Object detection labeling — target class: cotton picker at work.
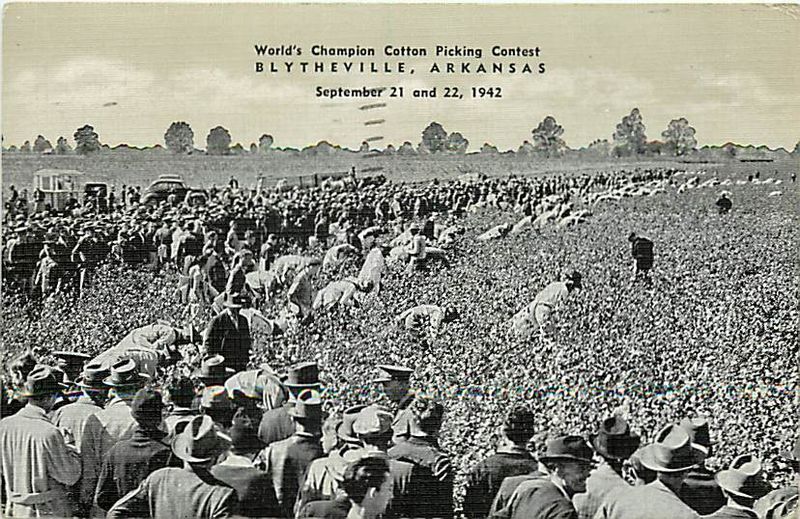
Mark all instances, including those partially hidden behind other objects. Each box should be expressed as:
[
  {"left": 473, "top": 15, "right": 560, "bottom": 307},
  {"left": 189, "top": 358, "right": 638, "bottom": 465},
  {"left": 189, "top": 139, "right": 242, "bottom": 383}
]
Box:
[{"left": 509, "top": 269, "right": 582, "bottom": 345}]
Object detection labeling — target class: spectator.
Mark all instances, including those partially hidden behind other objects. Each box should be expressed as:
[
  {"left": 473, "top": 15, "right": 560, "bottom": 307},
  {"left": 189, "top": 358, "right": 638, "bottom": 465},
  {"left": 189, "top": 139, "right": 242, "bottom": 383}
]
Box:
[
  {"left": 628, "top": 232, "right": 654, "bottom": 283},
  {"left": 706, "top": 455, "right": 769, "bottom": 519},
  {"left": 340, "top": 455, "right": 395, "bottom": 519}
]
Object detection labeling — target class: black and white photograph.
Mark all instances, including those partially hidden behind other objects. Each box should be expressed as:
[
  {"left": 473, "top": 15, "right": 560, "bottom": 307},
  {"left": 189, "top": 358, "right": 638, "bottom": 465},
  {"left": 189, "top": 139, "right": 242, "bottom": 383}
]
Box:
[{"left": 1, "top": 3, "right": 798, "bottom": 519}]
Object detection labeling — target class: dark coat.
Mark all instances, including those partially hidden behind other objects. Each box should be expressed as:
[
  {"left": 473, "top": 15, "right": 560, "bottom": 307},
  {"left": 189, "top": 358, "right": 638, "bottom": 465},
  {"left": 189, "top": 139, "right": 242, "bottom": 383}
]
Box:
[
  {"left": 211, "top": 458, "right": 281, "bottom": 518},
  {"left": 94, "top": 427, "right": 177, "bottom": 511},
  {"left": 492, "top": 479, "right": 577, "bottom": 519},
  {"left": 257, "top": 433, "right": 324, "bottom": 518},
  {"left": 680, "top": 465, "right": 726, "bottom": 515},
  {"left": 106, "top": 465, "right": 238, "bottom": 518},
  {"left": 703, "top": 505, "right": 759, "bottom": 519},
  {"left": 463, "top": 447, "right": 538, "bottom": 519},
  {"left": 257, "top": 404, "right": 296, "bottom": 447},
  {"left": 298, "top": 494, "right": 350, "bottom": 519},
  {"left": 489, "top": 473, "right": 544, "bottom": 517},
  {"left": 203, "top": 310, "right": 252, "bottom": 372},
  {"left": 388, "top": 436, "right": 454, "bottom": 519}
]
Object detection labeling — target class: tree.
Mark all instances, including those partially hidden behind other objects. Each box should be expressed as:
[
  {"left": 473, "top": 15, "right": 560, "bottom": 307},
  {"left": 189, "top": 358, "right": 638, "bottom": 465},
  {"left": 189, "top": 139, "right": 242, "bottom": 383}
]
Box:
[
  {"left": 20, "top": 140, "right": 32, "bottom": 153},
  {"left": 397, "top": 141, "right": 417, "bottom": 156},
  {"left": 420, "top": 122, "right": 448, "bottom": 153},
  {"left": 612, "top": 108, "right": 647, "bottom": 156},
  {"left": 359, "top": 141, "right": 370, "bottom": 154},
  {"left": 74, "top": 125, "right": 101, "bottom": 155},
  {"left": 445, "top": 132, "right": 469, "bottom": 154},
  {"left": 164, "top": 121, "right": 194, "bottom": 154},
  {"left": 531, "top": 116, "right": 566, "bottom": 157},
  {"left": 383, "top": 144, "right": 396, "bottom": 156},
  {"left": 793, "top": 141, "right": 800, "bottom": 156},
  {"left": 206, "top": 126, "right": 231, "bottom": 155},
  {"left": 249, "top": 143, "right": 258, "bottom": 153},
  {"left": 480, "top": 143, "right": 499, "bottom": 154},
  {"left": 258, "top": 134, "right": 274, "bottom": 153},
  {"left": 661, "top": 118, "right": 697, "bottom": 156},
  {"left": 55, "top": 136, "right": 72, "bottom": 155},
  {"left": 722, "top": 142, "right": 738, "bottom": 158},
  {"left": 33, "top": 135, "right": 53, "bottom": 153},
  {"left": 517, "top": 141, "right": 535, "bottom": 155}
]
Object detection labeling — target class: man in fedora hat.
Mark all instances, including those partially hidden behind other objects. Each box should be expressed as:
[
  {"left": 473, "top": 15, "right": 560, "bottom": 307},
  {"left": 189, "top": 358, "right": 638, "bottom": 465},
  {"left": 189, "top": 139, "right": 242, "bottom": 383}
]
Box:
[
  {"left": 79, "top": 358, "right": 149, "bottom": 512},
  {"left": 595, "top": 424, "right": 705, "bottom": 519},
  {"left": 51, "top": 362, "right": 109, "bottom": 453},
  {"left": 0, "top": 365, "right": 81, "bottom": 518},
  {"left": 194, "top": 354, "right": 236, "bottom": 387},
  {"left": 705, "top": 455, "right": 769, "bottom": 519},
  {"left": 509, "top": 268, "right": 582, "bottom": 344},
  {"left": 464, "top": 405, "right": 539, "bottom": 519},
  {"left": 256, "top": 388, "right": 325, "bottom": 518},
  {"left": 388, "top": 396, "right": 453, "bottom": 519},
  {"left": 297, "top": 404, "right": 367, "bottom": 509},
  {"left": 200, "top": 385, "right": 236, "bottom": 434},
  {"left": 493, "top": 435, "right": 595, "bottom": 519},
  {"left": 95, "top": 388, "right": 177, "bottom": 512},
  {"left": 574, "top": 416, "right": 640, "bottom": 519},
  {"left": 678, "top": 417, "right": 725, "bottom": 515},
  {"left": 258, "top": 361, "right": 322, "bottom": 447},
  {"left": 107, "top": 415, "right": 238, "bottom": 518},
  {"left": 371, "top": 364, "right": 415, "bottom": 444},
  {"left": 203, "top": 292, "right": 253, "bottom": 373}
]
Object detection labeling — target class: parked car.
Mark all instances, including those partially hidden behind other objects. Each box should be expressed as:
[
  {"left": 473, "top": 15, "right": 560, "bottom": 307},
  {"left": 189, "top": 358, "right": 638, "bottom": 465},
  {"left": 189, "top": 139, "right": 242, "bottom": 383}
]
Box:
[{"left": 141, "top": 174, "right": 189, "bottom": 206}]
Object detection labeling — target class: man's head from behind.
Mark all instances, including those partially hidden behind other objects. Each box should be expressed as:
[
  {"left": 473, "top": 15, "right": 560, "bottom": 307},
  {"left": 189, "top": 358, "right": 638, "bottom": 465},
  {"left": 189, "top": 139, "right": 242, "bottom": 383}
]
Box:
[
  {"left": 341, "top": 455, "right": 393, "bottom": 518},
  {"left": 409, "top": 396, "right": 445, "bottom": 439},
  {"left": 503, "top": 405, "right": 536, "bottom": 446}
]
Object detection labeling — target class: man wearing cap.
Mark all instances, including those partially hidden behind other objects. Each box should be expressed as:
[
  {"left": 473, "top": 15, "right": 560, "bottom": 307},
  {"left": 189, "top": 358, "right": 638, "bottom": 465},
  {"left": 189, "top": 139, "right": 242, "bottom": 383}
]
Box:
[
  {"left": 79, "top": 359, "right": 149, "bottom": 513},
  {"left": 203, "top": 292, "right": 253, "bottom": 373},
  {"left": 705, "top": 455, "right": 769, "bottom": 519},
  {"left": 678, "top": 417, "right": 725, "bottom": 515},
  {"left": 387, "top": 396, "right": 453, "bottom": 519},
  {"left": 95, "top": 388, "right": 177, "bottom": 512},
  {"left": 0, "top": 365, "right": 81, "bottom": 518},
  {"left": 258, "top": 361, "right": 322, "bottom": 446},
  {"left": 107, "top": 415, "right": 238, "bottom": 518},
  {"left": 51, "top": 362, "right": 108, "bottom": 455},
  {"left": 211, "top": 417, "right": 281, "bottom": 518},
  {"left": 372, "top": 364, "right": 415, "bottom": 444},
  {"left": 493, "top": 435, "right": 594, "bottom": 519},
  {"left": 594, "top": 424, "right": 705, "bottom": 519},
  {"left": 509, "top": 269, "right": 582, "bottom": 344},
  {"left": 573, "top": 416, "right": 640, "bottom": 519},
  {"left": 256, "top": 388, "right": 325, "bottom": 518},
  {"left": 463, "top": 405, "right": 539, "bottom": 519}
]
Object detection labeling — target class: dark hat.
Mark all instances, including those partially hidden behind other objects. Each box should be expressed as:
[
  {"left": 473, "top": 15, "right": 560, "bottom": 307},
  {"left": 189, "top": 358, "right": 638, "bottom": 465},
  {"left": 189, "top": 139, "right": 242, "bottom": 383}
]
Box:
[
  {"left": 200, "top": 385, "right": 233, "bottom": 411},
  {"left": 679, "top": 417, "right": 714, "bottom": 456},
  {"left": 715, "top": 455, "right": 770, "bottom": 500},
  {"left": 285, "top": 362, "right": 322, "bottom": 390},
  {"left": 563, "top": 269, "right": 583, "bottom": 288},
  {"left": 76, "top": 362, "right": 111, "bottom": 389},
  {"left": 131, "top": 388, "right": 164, "bottom": 428},
  {"left": 103, "top": 359, "right": 149, "bottom": 387},
  {"left": 591, "top": 416, "right": 641, "bottom": 461},
  {"left": 372, "top": 364, "right": 413, "bottom": 384},
  {"left": 228, "top": 419, "right": 264, "bottom": 452},
  {"left": 639, "top": 424, "right": 706, "bottom": 473},
  {"left": 287, "top": 388, "right": 323, "bottom": 421},
  {"left": 539, "top": 435, "right": 595, "bottom": 464},
  {"left": 353, "top": 406, "right": 393, "bottom": 437},
  {"left": 171, "top": 415, "right": 223, "bottom": 463},
  {"left": 194, "top": 355, "right": 235, "bottom": 384},
  {"left": 338, "top": 404, "right": 368, "bottom": 442},
  {"left": 21, "top": 365, "right": 66, "bottom": 397}
]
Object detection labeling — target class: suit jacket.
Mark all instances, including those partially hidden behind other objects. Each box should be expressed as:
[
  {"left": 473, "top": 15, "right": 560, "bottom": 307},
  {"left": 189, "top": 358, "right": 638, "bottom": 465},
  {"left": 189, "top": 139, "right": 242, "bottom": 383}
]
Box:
[
  {"left": 489, "top": 472, "right": 544, "bottom": 516},
  {"left": 573, "top": 463, "right": 630, "bottom": 519},
  {"left": 50, "top": 395, "right": 102, "bottom": 454},
  {"left": 680, "top": 465, "right": 725, "bottom": 515},
  {"left": 211, "top": 454, "right": 281, "bottom": 518},
  {"left": 703, "top": 504, "right": 759, "bottom": 519},
  {"left": 492, "top": 478, "right": 577, "bottom": 519},
  {"left": 594, "top": 479, "right": 699, "bottom": 519},
  {"left": 388, "top": 436, "right": 454, "bottom": 519},
  {"left": 0, "top": 404, "right": 81, "bottom": 518},
  {"left": 298, "top": 493, "right": 351, "bottom": 519},
  {"left": 107, "top": 465, "right": 238, "bottom": 519},
  {"left": 258, "top": 404, "right": 296, "bottom": 447},
  {"left": 463, "top": 446, "right": 539, "bottom": 519},
  {"left": 95, "top": 427, "right": 176, "bottom": 511},
  {"left": 257, "top": 432, "right": 324, "bottom": 518},
  {"left": 203, "top": 310, "right": 252, "bottom": 372}
]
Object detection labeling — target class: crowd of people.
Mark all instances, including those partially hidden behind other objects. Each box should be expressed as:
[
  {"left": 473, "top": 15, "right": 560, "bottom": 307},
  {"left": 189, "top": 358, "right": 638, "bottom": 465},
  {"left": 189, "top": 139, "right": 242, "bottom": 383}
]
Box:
[{"left": 1, "top": 164, "right": 796, "bottom": 518}]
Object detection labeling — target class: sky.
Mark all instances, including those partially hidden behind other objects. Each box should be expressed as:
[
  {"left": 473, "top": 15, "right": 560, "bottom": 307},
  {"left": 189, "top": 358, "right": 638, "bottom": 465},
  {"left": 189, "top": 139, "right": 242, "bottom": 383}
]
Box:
[{"left": 3, "top": 3, "right": 799, "bottom": 151}]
